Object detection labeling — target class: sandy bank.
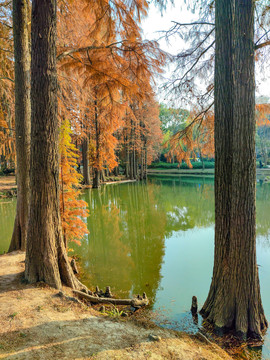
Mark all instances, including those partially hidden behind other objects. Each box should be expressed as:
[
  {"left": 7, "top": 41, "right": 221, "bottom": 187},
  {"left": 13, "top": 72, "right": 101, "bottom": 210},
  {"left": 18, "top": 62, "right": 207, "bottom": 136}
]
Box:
[{"left": 0, "top": 251, "right": 232, "bottom": 360}]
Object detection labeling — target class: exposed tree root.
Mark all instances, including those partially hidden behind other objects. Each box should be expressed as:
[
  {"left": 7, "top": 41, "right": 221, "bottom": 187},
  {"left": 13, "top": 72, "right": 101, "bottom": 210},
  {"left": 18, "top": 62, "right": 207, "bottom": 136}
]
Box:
[{"left": 73, "top": 289, "right": 149, "bottom": 308}]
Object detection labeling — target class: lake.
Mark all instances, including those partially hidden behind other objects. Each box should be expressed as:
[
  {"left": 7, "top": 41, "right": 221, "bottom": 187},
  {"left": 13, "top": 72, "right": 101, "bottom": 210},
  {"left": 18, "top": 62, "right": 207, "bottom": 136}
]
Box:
[{"left": 1, "top": 175, "right": 270, "bottom": 359}]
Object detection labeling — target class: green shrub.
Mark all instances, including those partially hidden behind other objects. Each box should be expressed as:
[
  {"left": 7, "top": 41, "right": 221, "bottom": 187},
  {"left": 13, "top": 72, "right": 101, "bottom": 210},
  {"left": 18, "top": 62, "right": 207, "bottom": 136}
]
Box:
[{"left": 149, "top": 161, "right": 215, "bottom": 170}]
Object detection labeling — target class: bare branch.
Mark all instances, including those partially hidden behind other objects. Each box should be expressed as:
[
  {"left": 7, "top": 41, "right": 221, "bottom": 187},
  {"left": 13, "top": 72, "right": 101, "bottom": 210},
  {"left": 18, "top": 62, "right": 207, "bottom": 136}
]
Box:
[
  {"left": 255, "top": 29, "right": 270, "bottom": 46},
  {"left": 57, "top": 41, "right": 128, "bottom": 61},
  {"left": 255, "top": 40, "right": 270, "bottom": 50},
  {"left": 0, "top": 76, "right": 14, "bottom": 82},
  {"left": 178, "top": 40, "right": 215, "bottom": 82},
  {"left": 171, "top": 21, "right": 215, "bottom": 27}
]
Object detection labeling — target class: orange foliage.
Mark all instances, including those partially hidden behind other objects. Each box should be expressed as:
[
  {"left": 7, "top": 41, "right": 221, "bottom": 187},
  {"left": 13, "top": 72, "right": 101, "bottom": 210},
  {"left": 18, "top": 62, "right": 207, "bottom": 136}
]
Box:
[
  {"left": 166, "top": 102, "right": 270, "bottom": 166},
  {"left": 59, "top": 119, "right": 89, "bottom": 246},
  {"left": 165, "top": 108, "right": 214, "bottom": 167},
  {"left": 0, "top": 3, "right": 15, "bottom": 162},
  {"left": 1, "top": 0, "right": 165, "bottom": 175},
  {"left": 57, "top": 0, "right": 165, "bottom": 174},
  {"left": 122, "top": 95, "right": 163, "bottom": 165},
  {"left": 256, "top": 103, "right": 270, "bottom": 127}
]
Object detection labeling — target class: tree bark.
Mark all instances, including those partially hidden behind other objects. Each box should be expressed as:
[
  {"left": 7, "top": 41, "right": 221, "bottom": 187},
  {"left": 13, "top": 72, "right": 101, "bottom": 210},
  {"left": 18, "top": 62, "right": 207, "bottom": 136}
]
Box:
[
  {"left": 82, "top": 136, "right": 90, "bottom": 185},
  {"left": 93, "top": 169, "right": 101, "bottom": 188},
  {"left": 9, "top": 0, "right": 31, "bottom": 252},
  {"left": 25, "top": 0, "right": 82, "bottom": 290},
  {"left": 201, "top": 0, "right": 267, "bottom": 340}
]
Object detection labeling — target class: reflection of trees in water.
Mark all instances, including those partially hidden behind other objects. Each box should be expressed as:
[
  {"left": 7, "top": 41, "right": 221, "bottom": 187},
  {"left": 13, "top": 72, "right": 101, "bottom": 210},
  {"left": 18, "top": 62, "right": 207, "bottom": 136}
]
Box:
[
  {"left": 0, "top": 200, "right": 16, "bottom": 254},
  {"left": 149, "top": 176, "right": 215, "bottom": 236},
  {"left": 121, "top": 183, "right": 167, "bottom": 303},
  {"left": 74, "top": 188, "right": 134, "bottom": 294},
  {"left": 74, "top": 183, "right": 167, "bottom": 302},
  {"left": 256, "top": 182, "right": 270, "bottom": 244},
  {"left": 72, "top": 177, "right": 270, "bottom": 302}
]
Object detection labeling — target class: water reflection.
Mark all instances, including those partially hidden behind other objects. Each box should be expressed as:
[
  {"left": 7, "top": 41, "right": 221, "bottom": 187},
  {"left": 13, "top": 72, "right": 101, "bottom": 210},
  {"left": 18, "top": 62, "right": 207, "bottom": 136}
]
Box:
[
  {"left": 257, "top": 181, "right": 270, "bottom": 242},
  {"left": 0, "top": 199, "right": 16, "bottom": 254},
  {"left": 73, "top": 182, "right": 167, "bottom": 303},
  {"left": 74, "top": 178, "right": 217, "bottom": 303},
  {"left": 1, "top": 176, "right": 270, "bottom": 359}
]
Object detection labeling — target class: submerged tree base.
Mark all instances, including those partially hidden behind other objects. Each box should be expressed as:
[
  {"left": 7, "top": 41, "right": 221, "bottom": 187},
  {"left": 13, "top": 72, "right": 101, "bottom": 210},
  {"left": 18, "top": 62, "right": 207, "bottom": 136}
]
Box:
[{"left": 200, "top": 301, "right": 268, "bottom": 342}]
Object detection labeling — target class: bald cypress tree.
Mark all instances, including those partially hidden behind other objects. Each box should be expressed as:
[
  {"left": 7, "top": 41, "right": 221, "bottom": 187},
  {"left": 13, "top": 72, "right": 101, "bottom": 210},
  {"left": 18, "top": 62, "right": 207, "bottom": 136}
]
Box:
[
  {"left": 201, "top": 0, "right": 267, "bottom": 340},
  {"left": 25, "top": 0, "right": 82, "bottom": 289},
  {"left": 9, "top": 0, "right": 31, "bottom": 252}
]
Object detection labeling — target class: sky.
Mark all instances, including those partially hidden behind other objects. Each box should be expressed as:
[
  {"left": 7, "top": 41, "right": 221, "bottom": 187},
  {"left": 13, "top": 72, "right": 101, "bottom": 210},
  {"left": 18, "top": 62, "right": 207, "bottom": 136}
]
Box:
[{"left": 141, "top": 2, "right": 270, "bottom": 105}]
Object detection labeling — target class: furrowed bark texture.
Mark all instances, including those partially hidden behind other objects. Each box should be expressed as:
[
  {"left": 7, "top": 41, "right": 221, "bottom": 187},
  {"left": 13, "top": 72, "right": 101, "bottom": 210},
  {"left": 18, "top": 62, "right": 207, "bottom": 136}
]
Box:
[
  {"left": 201, "top": 0, "right": 267, "bottom": 340},
  {"left": 25, "top": 0, "right": 81, "bottom": 290},
  {"left": 9, "top": 0, "right": 31, "bottom": 252}
]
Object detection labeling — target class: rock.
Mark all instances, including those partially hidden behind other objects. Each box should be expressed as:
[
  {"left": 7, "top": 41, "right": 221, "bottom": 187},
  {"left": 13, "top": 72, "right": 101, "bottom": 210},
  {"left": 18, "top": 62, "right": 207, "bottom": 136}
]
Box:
[{"left": 148, "top": 334, "right": 161, "bottom": 342}]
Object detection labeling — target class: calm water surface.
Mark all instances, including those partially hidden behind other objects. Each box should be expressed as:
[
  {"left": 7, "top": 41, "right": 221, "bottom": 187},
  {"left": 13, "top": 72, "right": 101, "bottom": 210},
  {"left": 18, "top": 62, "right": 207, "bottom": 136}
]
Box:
[{"left": 1, "top": 175, "right": 270, "bottom": 359}]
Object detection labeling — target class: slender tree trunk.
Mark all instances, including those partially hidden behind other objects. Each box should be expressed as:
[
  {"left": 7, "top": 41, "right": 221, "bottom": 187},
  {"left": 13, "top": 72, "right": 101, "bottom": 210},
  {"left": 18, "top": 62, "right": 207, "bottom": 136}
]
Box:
[
  {"left": 93, "top": 169, "right": 100, "bottom": 188},
  {"left": 130, "top": 150, "right": 134, "bottom": 179},
  {"left": 144, "top": 148, "right": 147, "bottom": 180},
  {"left": 9, "top": 0, "right": 31, "bottom": 252},
  {"left": 199, "top": 150, "right": 205, "bottom": 170},
  {"left": 140, "top": 149, "right": 143, "bottom": 180},
  {"left": 92, "top": 99, "right": 101, "bottom": 188},
  {"left": 125, "top": 144, "right": 130, "bottom": 178},
  {"left": 82, "top": 136, "right": 90, "bottom": 185},
  {"left": 201, "top": 0, "right": 267, "bottom": 340},
  {"left": 25, "top": 0, "right": 82, "bottom": 290}
]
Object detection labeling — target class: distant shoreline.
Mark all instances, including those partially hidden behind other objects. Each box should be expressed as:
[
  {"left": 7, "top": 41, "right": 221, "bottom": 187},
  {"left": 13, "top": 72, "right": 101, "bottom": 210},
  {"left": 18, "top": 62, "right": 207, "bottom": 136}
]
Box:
[{"left": 147, "top": 168, "right": 270, "bottom": 177}]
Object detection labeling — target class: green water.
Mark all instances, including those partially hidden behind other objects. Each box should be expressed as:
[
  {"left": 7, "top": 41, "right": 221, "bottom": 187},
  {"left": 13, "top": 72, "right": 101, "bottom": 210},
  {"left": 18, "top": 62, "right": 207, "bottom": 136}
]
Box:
[
  {"left": 1, "top": 176, "right": 270, "bottom": 358},
  {"left": 0, "top": 198, "right": 16, "bottom": 254}
]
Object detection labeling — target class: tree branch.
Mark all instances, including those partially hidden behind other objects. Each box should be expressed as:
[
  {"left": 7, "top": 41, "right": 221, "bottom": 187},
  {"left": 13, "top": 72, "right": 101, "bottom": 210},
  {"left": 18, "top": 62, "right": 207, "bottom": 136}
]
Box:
[
  {"left": 171, "top": 21, "right": 215, "bottom": 27},
  {"left": 178, "top": 40, "right": 215, "bottom": 82},
  {"left": 0, "top": 76, "right": 14, "bottom": 82},
  {"left": 168, "top": 101, "right": 214, "bottom": 145},
  {"left": 57, "top": 40, "right": 128, "bottom": 60},
  {"left": 255, "top": 29, "right": 270, "bottom": 46},
  {"left": 255, "top": 40, "right": 270, "bottom": 50}
]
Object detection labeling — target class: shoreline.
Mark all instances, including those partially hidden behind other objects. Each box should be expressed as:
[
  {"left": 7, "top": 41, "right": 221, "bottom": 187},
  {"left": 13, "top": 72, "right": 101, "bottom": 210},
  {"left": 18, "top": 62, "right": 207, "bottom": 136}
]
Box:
[
  {"left": 147, "top": 168, "right": 270, "bottom": 176},
  {"left": 0, "top": 251, "right": 232, "bottom": 360},
  {"left": 1, "top": 168, "right": 269, "bottom": 197}
]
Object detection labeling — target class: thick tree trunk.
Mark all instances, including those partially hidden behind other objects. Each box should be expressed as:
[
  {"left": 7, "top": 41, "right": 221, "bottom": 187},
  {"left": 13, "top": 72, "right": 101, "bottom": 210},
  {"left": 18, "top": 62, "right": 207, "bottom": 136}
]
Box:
[
  {"left": 201, "top": 0, "right": 267, "bottom": 340},
  {"left": 9, "top": 0, "right": 31, "bottom": 252},
  {"left": 25, "top": 0, "right": 82, "bottom": 290},
  {"left": 82, "top": 136, "right": 90, "bottom": 185}
]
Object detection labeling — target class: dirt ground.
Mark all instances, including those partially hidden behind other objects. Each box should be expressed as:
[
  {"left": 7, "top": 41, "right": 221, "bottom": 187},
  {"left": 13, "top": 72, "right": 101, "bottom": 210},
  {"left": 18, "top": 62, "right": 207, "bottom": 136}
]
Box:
[{"left": 0, "top": 251, "right": 232, "bottom": 360}]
